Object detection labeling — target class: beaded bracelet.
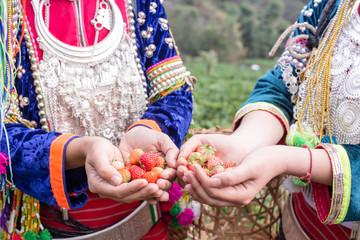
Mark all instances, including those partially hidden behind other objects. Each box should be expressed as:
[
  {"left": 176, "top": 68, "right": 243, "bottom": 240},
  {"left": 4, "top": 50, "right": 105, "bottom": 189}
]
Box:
[{"left": 292, "top": 145, "right": 313, "bottom": 183}]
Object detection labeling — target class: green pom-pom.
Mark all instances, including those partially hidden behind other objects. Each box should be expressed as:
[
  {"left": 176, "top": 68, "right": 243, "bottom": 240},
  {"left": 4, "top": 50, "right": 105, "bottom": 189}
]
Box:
[
  {"left": 286, "top": 127, "right": 319, "bottom": 148},
  {"left": 24, "top": 230, "right": 39, "bottom": 240},
  {"left": 171, "top": 219, "right": 182, "bottom": 229},
  {"left": 292, "top": 178, "right": 310, "bottom": 186},
  {"left": 170, "top": 203, "right": 181, "bottom": 217},
  {"left": 39, "top": 229, "right": 53, "bottom": 240}
]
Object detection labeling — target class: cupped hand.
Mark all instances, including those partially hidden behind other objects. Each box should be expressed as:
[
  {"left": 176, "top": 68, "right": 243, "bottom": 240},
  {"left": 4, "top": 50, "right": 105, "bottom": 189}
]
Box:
[
  {"left": 119, "top": 126, "right": 179, "bottom": 202},
  {"left": 177, "top": 133, "right": 251, "bottom": 185},
  {"left": 82, "top": 137, "right": 163, "bottom": 203},
  {"left": 183, "top": 146, "right": 286, "bottom": 207}
]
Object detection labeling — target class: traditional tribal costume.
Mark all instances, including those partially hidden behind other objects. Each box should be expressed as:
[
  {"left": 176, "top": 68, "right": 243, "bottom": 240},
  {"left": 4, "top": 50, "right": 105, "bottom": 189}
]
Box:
[
  {"left": 234, "top": 0, "right": 360, "bottom": 239},
  {"left": 0, "top": 0, "right": 194, "bottom": 239}
]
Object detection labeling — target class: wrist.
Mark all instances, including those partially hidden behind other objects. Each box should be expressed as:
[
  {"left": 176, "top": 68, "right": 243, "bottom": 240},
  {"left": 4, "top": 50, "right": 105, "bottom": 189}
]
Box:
[{"left": 65, "top": 137, "right": 91, "bottom": 169}]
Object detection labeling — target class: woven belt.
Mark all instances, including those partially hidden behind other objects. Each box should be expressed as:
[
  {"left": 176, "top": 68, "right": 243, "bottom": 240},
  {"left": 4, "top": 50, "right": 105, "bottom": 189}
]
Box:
[{"left": 54, "top": 201, "right": 161, "bottom": 240}]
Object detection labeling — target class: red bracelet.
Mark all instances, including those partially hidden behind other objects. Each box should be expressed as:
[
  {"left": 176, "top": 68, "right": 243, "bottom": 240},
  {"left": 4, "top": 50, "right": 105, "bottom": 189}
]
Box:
[{"left": 292, "top": 145, "right": 313, "bottom": 183}]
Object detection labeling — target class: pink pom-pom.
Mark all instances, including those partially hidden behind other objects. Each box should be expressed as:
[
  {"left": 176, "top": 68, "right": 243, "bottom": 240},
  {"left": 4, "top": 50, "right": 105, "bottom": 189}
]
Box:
[
  {"left": 169, "top": 182, "right": 183, "bottom": 203},
  {"left": 0, "top": 153, "right": 9, "bottom": 175},
  {"left": 176, "top": 208, "right": 194, "bottom": 226}
]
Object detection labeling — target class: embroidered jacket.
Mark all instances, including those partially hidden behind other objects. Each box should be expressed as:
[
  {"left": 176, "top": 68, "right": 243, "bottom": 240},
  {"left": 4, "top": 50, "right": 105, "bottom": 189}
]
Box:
[
  {"left": 1, "top": 0, "right": 193, "bottom": 213},
  {"left": 233, "top": 0, "right": 360, "bottom": 224}
]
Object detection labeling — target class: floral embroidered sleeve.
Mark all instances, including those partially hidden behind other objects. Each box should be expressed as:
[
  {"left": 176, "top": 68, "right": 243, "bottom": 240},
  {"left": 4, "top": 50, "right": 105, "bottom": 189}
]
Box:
[
  {"left": 129, "top": 0, "right": 194, "bottom": 148},
  {"left": 1, "top": 123, "right": 87, "bottom": 209}
]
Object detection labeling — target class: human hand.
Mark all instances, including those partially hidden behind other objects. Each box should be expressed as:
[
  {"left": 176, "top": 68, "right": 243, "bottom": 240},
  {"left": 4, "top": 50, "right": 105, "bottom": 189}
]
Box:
[
  {"left": 177, "top": 133, "right": 252, "bottom": 185},
  {"left": 183, "top": 146, "right": 286, "bottom": 206},
  {"left": 119, "top": 126, "right": 179, "bottom": 203},
  {"left": 66, "top": 136, "right": 162, "bottom": 203}
]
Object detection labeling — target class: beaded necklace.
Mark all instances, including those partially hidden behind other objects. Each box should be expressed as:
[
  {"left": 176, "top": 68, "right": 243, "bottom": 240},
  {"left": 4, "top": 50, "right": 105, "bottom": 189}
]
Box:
[{"left": 296, "top": 0, "right": 357, "bottom": 141}]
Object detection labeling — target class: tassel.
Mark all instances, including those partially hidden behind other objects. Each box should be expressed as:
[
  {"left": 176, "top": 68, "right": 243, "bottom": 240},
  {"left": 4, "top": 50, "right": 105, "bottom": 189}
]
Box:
[
  {"left": 39, "top": 229, "right": 52, "bottom": 240},
  {"left": 24, "top": 230, "right": 39, "bottom": 240},
  {"left": 0, "top": 204, "right": 11, "bottom": 233}
]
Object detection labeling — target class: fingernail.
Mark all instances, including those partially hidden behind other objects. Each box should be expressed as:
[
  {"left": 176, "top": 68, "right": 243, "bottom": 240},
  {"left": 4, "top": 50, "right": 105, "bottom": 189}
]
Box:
[
  {"left": 111, "top": 175, "right": 122, "bottom": 186},
  {"left": 182, "top": 176, "right": 188, "bottom": 182},
  {"left": 209, "top": 178, "right": 221, "bottom": 187}
]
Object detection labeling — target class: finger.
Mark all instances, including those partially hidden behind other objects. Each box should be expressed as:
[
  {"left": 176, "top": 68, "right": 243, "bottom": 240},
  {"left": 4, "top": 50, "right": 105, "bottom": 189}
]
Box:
[
  {"left": 178, "top": 135, "right": 204, "bottom": 162},
  {"left": 156, "top": 133, "right": 178, "bottom": 168},
  {"left": 88, "top": 159, "right": 124, "bottom": 186},
  {"left": 91, "top": 179, "right": 147, "bottom": 199},
  {"left": 161, "top": 168, "right": 176, "bottom": 181},
  {"left": 208, "top": 164, "right": 252, "bottom": 188},
  {"left": 185, "top": 174, "right": 236, "bottom": 207},
  {"left": 116, "top": 183, "right": 160, "bottom": 202},
  {"left": 176, "top": 165, "right": 188, "bottom": 179},
  {"left": 157, "top": 191, "right": 169, "bottom": 202},
  {"left": 147, "top": 199, "right": 158, "bottom": 205},
  {"left": 156, "top": 178, "right": 173, "bottom": 192}
]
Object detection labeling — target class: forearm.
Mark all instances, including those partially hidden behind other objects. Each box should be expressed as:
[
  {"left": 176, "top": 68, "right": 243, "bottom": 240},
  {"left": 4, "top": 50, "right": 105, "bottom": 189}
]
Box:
[
  {"left": 271, "top": 145, "right": 332, "bottom": 185},
  {"left": 232, "top": 111, "right": 286, "bottom": 153}
]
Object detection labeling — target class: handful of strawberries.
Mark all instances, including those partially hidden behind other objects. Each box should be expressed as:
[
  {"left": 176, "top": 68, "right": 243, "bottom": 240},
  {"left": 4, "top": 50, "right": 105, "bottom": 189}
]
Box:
[
  {"left": 110, "top": 148, "right": 166, "bottom": 184},
  {"left": 187, "top": 144, "right": 236, "bottom": 176}
]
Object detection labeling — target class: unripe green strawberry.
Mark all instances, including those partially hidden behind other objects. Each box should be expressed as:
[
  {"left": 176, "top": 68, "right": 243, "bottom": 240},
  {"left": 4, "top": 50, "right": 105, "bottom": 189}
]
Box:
[
  {"left": 195, "top": 144, "right": 216, "bottom": 157},
  {"left": 207, "top": 155, "right": 222, "bottom": 170},
  {"left": 129, "top": 165, "right": 146, "bottom": 180},
  {"left": 110, "top": 160, "right": 124, "bottom": 170},
  {"left": 139, "top": 153, "right": 158, "bottom": 171},
  {"left": 129, "top": 148, "right": 144, "bottom": 165},
  {"left": 210, "top": 165, "right": 225, "bottom": 177},
  {"left": 187, "top": 152, "right": 206, "bottom": 165},
  {"left": 224, "top": 161, "right": 236, "bottom": 168}
]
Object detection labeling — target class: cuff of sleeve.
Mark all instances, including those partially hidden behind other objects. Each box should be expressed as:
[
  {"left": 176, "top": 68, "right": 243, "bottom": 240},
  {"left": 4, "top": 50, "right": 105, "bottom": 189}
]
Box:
[
  {"left": 312, "top": 143, "right": 351, "bottom": 224},
  {"left": 233, "top": 102, "right": 290, "bottom": 132},
  {"left": 127, "top": 119, "right": 162, "bottom": 133},
  {"left": 49, "top": 134, "right": 80, "bottom": 209}
]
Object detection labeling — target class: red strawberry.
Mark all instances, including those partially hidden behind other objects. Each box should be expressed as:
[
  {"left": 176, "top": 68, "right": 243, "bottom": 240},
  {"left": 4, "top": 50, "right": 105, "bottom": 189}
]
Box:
[
  {"left": 155, "top": 156, "right": 165, "bottom": 169},
  {"left": 129, "top": 148, "right": 144, "bottom": 165},
  {"left": 196, "top": 144, "right": 216, "bottom": 157},
  {"left": 142, "top": 171, "right": 159, "bottom": 183},
  {"left": 210, "top": 165, "right": 225, "bottom": 177},
  {"left": 139, "top": 153, "right": 158, "bottom": 171},
  {"left": 224, "top": 161, "right": 236, "bottom": 168},
  {"left": 187, "top": 152, "right": 206, "bottom": 165},
  {"left": 207, "top": 155, "right": 223, "bottom": 170},
  {"left": 129, "top": 165, "right": 146, "bottom": 180},
  {"left": 187, "top": 163, "right": 196, "bottom": 171},
  {"left": 117, "top": 168, "right": 131, "bottom": 183},
  {"left": 110, "top": 160, "right": 124, "bottom": 170}
]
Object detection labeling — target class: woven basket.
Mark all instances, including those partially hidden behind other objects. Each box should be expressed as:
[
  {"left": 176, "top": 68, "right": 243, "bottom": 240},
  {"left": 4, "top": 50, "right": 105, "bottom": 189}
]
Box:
[{"left": 168, "top": 127, "right": 287, "bottom": 240}]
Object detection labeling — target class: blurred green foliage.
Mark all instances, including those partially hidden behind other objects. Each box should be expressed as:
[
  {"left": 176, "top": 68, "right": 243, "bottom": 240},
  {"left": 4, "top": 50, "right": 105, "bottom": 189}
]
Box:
[{"left": 188, "top": 59, "right": 276, "bottom": 128}]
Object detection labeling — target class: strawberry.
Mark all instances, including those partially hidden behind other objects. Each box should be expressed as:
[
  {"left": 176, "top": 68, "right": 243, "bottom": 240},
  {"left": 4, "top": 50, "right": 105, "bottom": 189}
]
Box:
[
  {"left": 129, "top": 148, "right": 144, "bottom": 165},
  {"left": 142, "top": 171, "right": 159, "bottom": 183},
  {"left": 129, "top": 165, "right": 146, "bottom": 180},
  {"left": 210, "top": 165, "right": 225, "bottom": 177},
  {"left": 187, "top": 163, "right": 196, "bottom": 171},
  {"left": 117, "top": 168, "right": 131, "bottom": 183},
  {"left": 202, "top": 168, "right": 210, "bottom": 176},
  {"left": 225, "top": 167, "right": 236, "bottom": 172},
  {"left": 151, "top": 167, "right": 164, "bottom": 178},
  {"left": 207, "top": 155, "right": 223, "bottom": 170},
  {"left": 187, "top": 152, "right": 206, "bottom": 165},
  {"left": 139, "top": 153, "right": 158, "bottom": 171},
  {"left": 195, "top": 144, "right": 216, "bottom": 157},
  {"left": 110, "top": 160, "right": 124, "bottom": 170},
  {"left": 155, "top": 156, "right": 165, "bottom": 169},
  {"left": 224, "top": 161, "right": 236, "bottom": 168}
]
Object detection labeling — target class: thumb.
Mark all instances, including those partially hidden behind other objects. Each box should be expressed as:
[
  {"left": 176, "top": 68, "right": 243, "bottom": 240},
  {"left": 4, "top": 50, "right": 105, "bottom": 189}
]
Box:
[
  {"left": 208, "top": 165, "right": 251, "bottom": 188},
  {"left": 87, "top": 154, "right": 124, "bottom": 186},
  {"left": 158, "top": 134, "right": 178, "bottom": 168}
]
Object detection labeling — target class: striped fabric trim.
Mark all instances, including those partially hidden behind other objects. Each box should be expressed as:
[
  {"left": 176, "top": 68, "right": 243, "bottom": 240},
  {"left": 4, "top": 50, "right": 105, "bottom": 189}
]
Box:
[
  {"left": 49, "top": 134, "right": 78, "bottom": 209},
  {"left": 147, "top": 56, "right": 191, "bottom": 97},
  {"left": 312, "top": 144, "right": 351, "bottom": 224},
  {"left": 292, "top": 192, "right": 351, "bottom": 239},
  {"left": 127, "top": 120, "right": 162, "bottom": 133},
  {"left": 232, "top": 102, "right": 290, "bottom": 132},
  {"left": 149, "top": 203, "right": 161, "bottom": 225}
]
